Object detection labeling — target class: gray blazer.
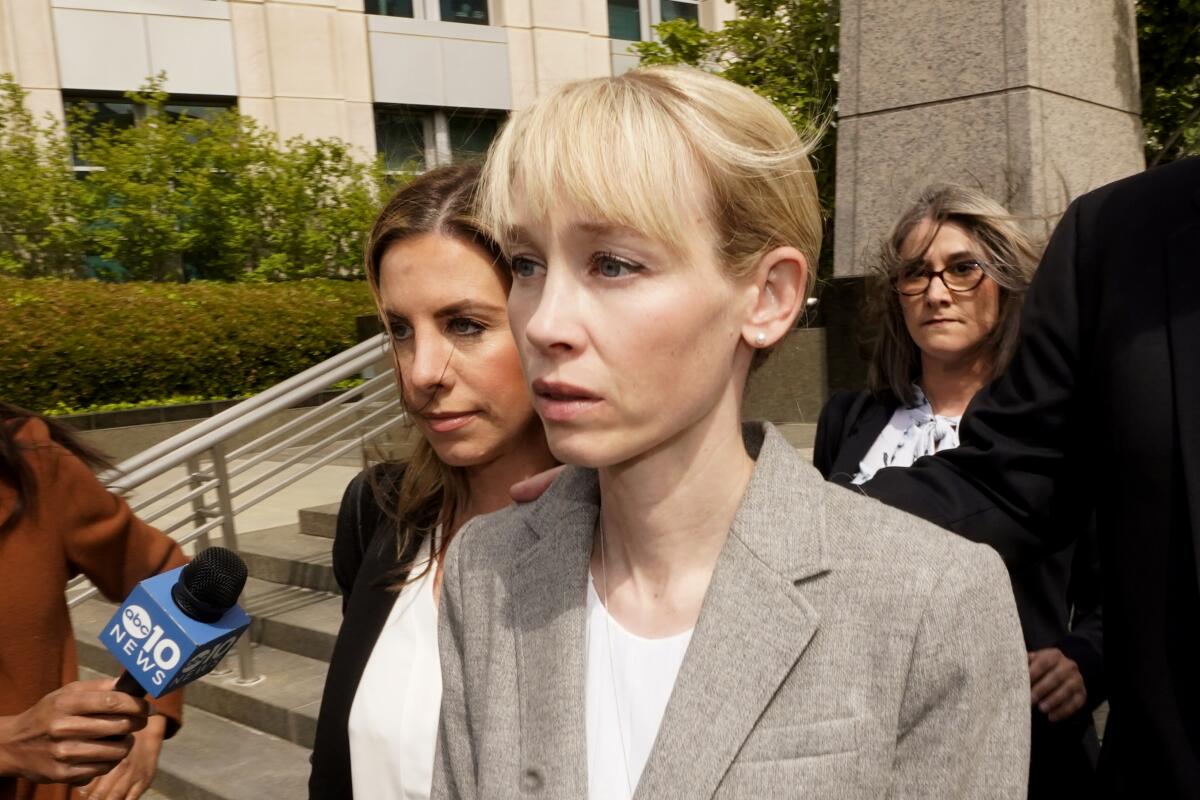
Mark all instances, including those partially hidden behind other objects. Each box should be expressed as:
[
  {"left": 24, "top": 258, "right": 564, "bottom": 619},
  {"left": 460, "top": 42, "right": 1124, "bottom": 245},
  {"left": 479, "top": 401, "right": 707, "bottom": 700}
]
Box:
[{"left": 433, "top": 423, "right": 1030, "bottom": 799}]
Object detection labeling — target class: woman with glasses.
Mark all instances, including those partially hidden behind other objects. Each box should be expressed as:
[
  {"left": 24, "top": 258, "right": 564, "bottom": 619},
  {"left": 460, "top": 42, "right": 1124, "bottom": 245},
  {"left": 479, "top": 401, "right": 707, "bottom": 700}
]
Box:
[{"left": 814, "top": 184, "right": 1104, "bottom": 798}]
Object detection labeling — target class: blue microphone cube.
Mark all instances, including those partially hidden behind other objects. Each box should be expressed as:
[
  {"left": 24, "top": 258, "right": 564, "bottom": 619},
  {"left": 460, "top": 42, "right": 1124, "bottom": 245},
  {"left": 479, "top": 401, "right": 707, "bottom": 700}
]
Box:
[{"left": 99, "top": 566, "right": 251, "bottom": 698}]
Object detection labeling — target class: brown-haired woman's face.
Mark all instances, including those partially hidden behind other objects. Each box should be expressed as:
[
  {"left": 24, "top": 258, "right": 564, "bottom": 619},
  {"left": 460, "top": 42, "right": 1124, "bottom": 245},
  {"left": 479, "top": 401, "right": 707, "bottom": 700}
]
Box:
[
  {"left": 378, "top": 233, "right": 541, "bottom": 469},
  {"left": 898, "top": 219, "right": 1000, "bottom": 370}
]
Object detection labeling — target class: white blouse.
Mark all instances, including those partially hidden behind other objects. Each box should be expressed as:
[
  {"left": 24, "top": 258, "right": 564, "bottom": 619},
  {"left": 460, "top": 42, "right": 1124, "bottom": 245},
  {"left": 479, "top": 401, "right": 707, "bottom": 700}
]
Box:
[
  {"left": 852, "top": 385, "right": 962, "bottom": 484},
  {"left": 585, "top": 573, "right": 693, "bottom": 800},
  {"left": 347, "top": 536, "right": 441, "bottom": 800}
]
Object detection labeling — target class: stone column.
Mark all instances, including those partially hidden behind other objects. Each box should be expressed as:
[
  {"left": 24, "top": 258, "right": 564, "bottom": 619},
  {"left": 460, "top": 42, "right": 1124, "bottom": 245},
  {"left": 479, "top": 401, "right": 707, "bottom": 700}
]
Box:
[
  {"left": 228, "top": 0, "right": 376, "bottom": 156},
  {"left": 0, "top": 0, "right": 63, "bottom": 124},
  {"left": 834, "top": 0, "right": 1145, "bottom": 276}
]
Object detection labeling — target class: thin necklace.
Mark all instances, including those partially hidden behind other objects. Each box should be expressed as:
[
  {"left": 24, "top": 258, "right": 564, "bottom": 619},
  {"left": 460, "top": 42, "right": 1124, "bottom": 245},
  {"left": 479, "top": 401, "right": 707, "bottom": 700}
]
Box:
[{"left": 598, "top": 514, "right": 635, "bottom": 798}]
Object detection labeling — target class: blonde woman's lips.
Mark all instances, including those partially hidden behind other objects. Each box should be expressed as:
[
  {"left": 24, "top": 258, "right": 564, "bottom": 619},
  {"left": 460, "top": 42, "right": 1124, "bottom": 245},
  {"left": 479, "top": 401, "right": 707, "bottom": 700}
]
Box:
[{"left": 531, "top": 379, "right": 601, "bottom": 422}]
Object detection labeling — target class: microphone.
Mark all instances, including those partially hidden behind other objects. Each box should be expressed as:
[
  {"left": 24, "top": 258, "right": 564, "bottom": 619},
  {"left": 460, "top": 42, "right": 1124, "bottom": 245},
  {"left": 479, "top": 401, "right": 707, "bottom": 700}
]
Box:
[{"left": 100, "top": 547, "right": 252, "bottom": 697}]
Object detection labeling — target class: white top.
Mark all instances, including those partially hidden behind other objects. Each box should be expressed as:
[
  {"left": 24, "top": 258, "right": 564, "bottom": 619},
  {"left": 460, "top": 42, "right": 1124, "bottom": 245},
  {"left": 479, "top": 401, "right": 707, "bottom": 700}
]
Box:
[
  {"left": 348, "top": 537, "right": 441, "bottom": 800},
  {"left": 585, "top": 573, "right": 693, "bottom": 800},
  {"left": 852, "top": 384, "right": 962, "bottom": 484}
]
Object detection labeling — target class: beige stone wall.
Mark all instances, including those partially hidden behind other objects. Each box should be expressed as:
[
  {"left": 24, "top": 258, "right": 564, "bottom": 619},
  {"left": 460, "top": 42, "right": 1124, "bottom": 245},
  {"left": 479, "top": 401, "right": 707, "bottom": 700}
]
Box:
[
  {"left": 0, "top": 0, "right": 64, "bottom": 122},
  {"left": 230, "top": 0, "right": 376, "bottom": 155},
  {"left": 0, "top": 0, "right": 732, "bottom": 150},
  {"left": 835, "top": 0, "right": 1145, "bottom": 276}
]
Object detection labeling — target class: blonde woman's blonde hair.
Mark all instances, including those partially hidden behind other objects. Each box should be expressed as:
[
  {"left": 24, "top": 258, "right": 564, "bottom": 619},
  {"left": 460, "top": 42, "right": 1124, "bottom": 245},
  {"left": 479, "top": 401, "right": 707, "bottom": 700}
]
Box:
[{"left": 478, "top": 66, "right": 823, "bottom": 305}]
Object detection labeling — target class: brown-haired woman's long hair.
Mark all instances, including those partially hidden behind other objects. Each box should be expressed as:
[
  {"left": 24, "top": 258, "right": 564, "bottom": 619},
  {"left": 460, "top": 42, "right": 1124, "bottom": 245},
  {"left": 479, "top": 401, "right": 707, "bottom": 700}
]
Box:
[
  {"left": 363, "top": 163, "right": 507, "bottom": 591},
  {"left": 0, "top": 402, "right": 114, "bottom": 535},
  {"left": 866, "top": 185, "right": 1039, "bottom": 407}
]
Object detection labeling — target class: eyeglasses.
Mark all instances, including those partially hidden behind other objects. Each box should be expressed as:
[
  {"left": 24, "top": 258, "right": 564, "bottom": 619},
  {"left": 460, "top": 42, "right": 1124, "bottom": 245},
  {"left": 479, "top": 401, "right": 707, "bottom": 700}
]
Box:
[{"left": 892, "top": 260, "right": 988, "bottom": 296}]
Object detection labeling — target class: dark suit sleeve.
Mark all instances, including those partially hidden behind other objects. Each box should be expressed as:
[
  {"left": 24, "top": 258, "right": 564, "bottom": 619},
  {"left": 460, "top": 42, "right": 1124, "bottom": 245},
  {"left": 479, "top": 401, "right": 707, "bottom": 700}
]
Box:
[
  {"left": 814, "top": 390, "right": 856, "bottom": 479},
  {"left": 1058, "top": 521, "right": 1105, "bottom": 709},
  {"left": 863, "top": 199, "right": 1092, "bottom": 566},
  {"left": 333, "top": 472, "right": 370, "bottom": 613}
]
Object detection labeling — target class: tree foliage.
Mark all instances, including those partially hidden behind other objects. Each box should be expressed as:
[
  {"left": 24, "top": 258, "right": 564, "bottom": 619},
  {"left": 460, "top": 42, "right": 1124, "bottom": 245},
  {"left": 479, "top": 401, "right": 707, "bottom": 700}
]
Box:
[
  {"left": 0, "top": 76, "right": 88, "bottom": 278},
  {"left": 1137, "top": 0, "right": 1200, "bottom": 166},
  {"left": 632, "top": 1, "right": 839, "bottom": 270},
  {"left": 1, "top": 74, "right": 391, "bottom": 282}
]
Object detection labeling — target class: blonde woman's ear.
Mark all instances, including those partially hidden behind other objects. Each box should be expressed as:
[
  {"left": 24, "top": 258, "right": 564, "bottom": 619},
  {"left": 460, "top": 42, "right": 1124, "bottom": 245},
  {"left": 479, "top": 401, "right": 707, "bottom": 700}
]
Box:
[{"left": 742, "top": 246, "right": 808, "bottom": 348}]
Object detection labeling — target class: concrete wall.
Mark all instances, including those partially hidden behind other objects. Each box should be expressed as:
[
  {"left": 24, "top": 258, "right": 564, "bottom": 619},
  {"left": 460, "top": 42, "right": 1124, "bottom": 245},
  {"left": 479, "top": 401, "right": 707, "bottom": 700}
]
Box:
[
  {"left": 2, "top": 0, "right": 727, "bottom": 152},
  {"left": 230, "top": 0, "right": 375, "bottom": 154},
  {"left": 743, "top": 328, "right": 827, "bottom": 425},
  {"left": 834, "top": 0, "right": 1144, "bottom": 276}
]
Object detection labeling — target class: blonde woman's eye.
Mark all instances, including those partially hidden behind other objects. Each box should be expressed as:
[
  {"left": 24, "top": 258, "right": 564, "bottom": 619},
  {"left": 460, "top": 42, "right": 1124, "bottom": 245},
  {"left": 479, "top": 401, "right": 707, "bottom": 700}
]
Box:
[
  {"left": 511, "top": 256, "right": 543, "bottom": 279},
  {"left": 952, "top": 260, "right": 983, "bottom": 275},
  {"left": 593, "top": 253, "right": 642, "bottom": 278},
  {"left": 449, "top": 318, "right": 484, "bottom": 336},
  {"left": 390, "top": 322, "right": 413, "bottom": 341}
]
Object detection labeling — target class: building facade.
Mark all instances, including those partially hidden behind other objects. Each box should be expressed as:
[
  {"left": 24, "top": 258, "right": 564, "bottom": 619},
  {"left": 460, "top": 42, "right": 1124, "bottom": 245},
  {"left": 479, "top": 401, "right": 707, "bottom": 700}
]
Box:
[{"left": 0, "top": 0, "right": 736, "bottom": 169}]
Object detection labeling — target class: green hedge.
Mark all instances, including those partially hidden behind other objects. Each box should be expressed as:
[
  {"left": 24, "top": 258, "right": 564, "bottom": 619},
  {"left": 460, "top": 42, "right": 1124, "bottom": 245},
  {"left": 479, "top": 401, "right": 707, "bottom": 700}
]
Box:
[{"left": 0, "top": 277, "right": 376, "bottom": 413}]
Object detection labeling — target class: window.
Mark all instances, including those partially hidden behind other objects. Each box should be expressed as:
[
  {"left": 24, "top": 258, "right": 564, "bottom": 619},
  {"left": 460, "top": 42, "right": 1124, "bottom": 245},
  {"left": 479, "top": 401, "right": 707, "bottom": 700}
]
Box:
[
  {"left": 63, "top": 93, "right": 235, "bottom": 172},
  {"left": 660, "top": 0, "right": 699, "bottom": 24},
  {"left": 366, "top": 0, "right": 487, "bottom": 25},
  {"left": 440, "top": 0, "right": 488, "bottom": 25},
  {"left": 608, "top": 0, "right": 701, "bottom": 42},
  {"left": 364, "top": 0, "right": 415, "bottom": 16},
  {"left": 375, "top": 106, "right": 504, "bottom": 172},
  {"left": 608, "top": 0, "right": 641, "bottom": 40}
]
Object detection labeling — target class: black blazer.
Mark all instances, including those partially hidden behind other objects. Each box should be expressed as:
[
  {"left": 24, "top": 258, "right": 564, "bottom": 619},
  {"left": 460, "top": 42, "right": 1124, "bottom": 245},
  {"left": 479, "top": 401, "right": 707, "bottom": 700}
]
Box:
[
  {"left": 861, "top": 157, "right": 1200, "bottom": 797},
  {"left": 814, "top": 389, "right": 1105, "bottom": 699},
  {"left": 309, "top": 466, "right": 421, "bottom": 800}
]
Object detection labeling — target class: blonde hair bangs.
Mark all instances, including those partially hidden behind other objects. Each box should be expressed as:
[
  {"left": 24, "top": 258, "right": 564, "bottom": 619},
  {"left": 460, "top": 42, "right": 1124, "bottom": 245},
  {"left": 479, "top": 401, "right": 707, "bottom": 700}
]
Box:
[{"left": 479, "top": 65, "right": 823, "bottom": 296}]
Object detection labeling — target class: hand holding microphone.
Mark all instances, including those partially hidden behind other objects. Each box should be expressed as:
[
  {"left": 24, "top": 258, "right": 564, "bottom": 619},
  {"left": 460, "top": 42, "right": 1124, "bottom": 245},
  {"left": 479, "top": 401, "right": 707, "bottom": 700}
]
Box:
[{"left": 0, "top": 678, "right": 149, "bottom": 785}]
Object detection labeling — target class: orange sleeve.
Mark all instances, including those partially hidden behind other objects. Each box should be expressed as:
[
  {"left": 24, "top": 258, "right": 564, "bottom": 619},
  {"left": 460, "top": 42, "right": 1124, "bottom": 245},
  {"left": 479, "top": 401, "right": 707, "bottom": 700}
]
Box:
[{"left": 21, "top": 419, "right": 189, "bottom": 736}]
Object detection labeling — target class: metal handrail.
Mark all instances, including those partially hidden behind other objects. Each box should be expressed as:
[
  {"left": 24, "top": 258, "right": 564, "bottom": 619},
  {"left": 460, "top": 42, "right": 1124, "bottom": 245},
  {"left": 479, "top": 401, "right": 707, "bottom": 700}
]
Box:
[
  {"left": 103, "top": 336, "right": 390, "bottom": 492},
  {"left": 68, "top": 333, "right": 405, "bottom": 686}
]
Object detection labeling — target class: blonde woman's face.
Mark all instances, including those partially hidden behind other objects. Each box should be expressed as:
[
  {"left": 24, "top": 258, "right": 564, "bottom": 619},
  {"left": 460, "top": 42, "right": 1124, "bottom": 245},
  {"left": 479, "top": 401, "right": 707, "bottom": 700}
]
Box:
[
  {"left": 378, "top": 233, "right": 542, "bottom": 469},
  {"left": 504, "top": 192, "right": 754, "bottom": 468},
  {"left": 898, "top": 219, "right": 1000, "bottom": 370}
]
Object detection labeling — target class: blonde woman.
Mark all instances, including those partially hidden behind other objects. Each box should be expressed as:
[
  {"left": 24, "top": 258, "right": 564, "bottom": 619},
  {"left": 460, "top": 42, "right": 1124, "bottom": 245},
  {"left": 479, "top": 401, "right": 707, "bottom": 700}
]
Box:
[
  {"left": 431, "top": 67, "right": 1029, "bottom": 799},
  {"left": 309, "top": 164, "right": 556, "bottom": 800}
]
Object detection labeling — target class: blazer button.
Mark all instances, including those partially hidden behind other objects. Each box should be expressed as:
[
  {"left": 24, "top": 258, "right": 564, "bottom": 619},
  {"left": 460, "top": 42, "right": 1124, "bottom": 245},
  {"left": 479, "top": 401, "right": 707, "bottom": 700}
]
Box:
[{"left": 520, "top": 767, "right": 544, "bottom": 793}]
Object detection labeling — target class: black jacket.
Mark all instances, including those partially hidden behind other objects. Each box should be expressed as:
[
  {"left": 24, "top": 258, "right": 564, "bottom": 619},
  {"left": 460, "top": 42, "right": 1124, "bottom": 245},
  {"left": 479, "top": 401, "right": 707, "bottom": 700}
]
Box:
[
  {"left": 308, "top": 467, "right": 420, "bottom": 800},
  {"left": 861, "top": 156, "right": 1200, "bottom": 797},
  {"left": 814, "top": 388, "right": 1104, "bottom": 681}
]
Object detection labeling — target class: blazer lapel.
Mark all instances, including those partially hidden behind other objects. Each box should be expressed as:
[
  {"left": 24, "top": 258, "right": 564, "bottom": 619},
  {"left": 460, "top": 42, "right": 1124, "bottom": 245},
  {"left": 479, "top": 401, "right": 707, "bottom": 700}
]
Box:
[
  {"left": 636, "top": 424, "right": 829, "bottom": 799},
  {"left": 511, "top": 467, "right": 598, "bottom": 798},
  {"left": 1165, "top": 193, "right": 1200, "bottom": 590}
]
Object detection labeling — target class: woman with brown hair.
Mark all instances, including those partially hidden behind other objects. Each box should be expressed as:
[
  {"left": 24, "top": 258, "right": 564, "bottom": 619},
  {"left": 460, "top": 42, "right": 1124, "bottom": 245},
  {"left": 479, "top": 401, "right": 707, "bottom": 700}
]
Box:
[
  {"left": 813, "top": 184, "right": 1104, "bottom": 798},
  {"left": 307, "top": 163, "right": 555, "bottom": 800},
  {"left": 0, "top": 401, "right": 186, "bottom": 800}
]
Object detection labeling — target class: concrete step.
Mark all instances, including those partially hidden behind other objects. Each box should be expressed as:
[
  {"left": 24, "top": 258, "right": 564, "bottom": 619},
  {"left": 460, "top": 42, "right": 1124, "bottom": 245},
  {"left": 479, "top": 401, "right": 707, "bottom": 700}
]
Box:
[
  {"left": 73, "top": 601, "right": 327, "bottom": 749},
  {"left": 241, "top": 577, "right": 343, "bottom": 663},
  {"left": 297, "top": 502, "right": 340, "bottom": 539},
  {"left": 235, "top": 524, "right": 336, "bottom": 593},
  {"left": 79, "top": 666, "right": 311, "bottom": 800}
]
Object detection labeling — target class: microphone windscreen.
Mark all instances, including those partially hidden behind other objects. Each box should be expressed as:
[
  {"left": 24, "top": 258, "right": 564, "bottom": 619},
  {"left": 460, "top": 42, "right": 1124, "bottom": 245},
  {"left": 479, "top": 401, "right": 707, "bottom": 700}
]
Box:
[{"left": 171, "top": 547, "right": 247, "bottom": 623}]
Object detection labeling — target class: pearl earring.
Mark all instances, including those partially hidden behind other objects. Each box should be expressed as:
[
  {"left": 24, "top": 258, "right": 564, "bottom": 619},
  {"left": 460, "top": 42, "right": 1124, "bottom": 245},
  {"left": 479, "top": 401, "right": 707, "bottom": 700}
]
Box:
[{"left": 755, "top": 332, "right": 767, "bottom": 346}]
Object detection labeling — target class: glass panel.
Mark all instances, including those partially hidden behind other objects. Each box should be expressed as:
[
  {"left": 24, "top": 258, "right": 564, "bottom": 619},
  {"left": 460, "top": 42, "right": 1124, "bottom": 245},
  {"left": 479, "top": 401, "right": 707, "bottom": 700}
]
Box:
[
  {"left": 660, "top": 0, "right": 699, "bottom": 23},
  {"left": 65, "top": 97, "right": 138, "bottom": 132},
  {"left": 608, "top": 0, "right": 641, "bottom": 40},
  {"left": 364, "top": 0, "right": 415, "bottom": 16},
  {"left": 164, "top": 101, "right": 232, "bottom": 123},
  {"left": 447, "top": 112, "right": 501, "bottom": 160},
  {"left": 375, "top": 107, "right": 429, "bottom": 172},
  {"left": 440, "top": 0, "right": 488, "bottom": 25}
]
